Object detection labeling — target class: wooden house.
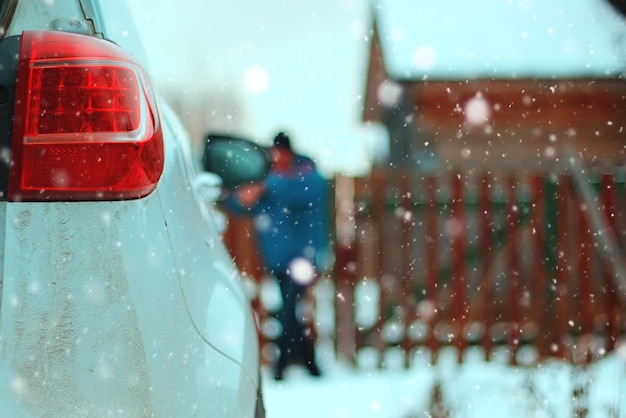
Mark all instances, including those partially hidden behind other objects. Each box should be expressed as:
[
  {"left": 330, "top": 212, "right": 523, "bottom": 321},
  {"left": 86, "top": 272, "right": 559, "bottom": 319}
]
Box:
[{"left": 362, "top": 0, "right": 626, "bottom": 172}]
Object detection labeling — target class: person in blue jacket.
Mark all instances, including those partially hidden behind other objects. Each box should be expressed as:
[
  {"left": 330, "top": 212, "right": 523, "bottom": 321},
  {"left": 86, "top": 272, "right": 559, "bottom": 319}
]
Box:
[{"left": 223, "top": 131, "right": 330, "bottom": 380}]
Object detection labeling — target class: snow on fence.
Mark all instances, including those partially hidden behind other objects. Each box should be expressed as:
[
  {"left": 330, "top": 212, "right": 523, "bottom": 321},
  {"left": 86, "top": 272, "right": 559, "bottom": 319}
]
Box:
[{"left": 224, "top": 167, "right": 626, "bottom": 369}]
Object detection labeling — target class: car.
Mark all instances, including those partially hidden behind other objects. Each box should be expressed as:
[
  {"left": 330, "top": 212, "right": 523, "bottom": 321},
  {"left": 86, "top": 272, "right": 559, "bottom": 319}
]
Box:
[{"left": 0, "top": 0, "right": 268, "bottom": 416}]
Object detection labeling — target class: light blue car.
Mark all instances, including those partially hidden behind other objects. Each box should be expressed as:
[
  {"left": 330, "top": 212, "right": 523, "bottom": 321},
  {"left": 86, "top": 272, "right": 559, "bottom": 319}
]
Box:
[{"left": 0, "top": 0, "right": 268, "bottom": 416}]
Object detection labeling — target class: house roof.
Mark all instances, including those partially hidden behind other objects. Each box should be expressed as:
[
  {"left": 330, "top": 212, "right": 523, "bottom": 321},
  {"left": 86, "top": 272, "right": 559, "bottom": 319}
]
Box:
[{"left": 373, "top": 0, "right": 626, "bottom": 80}]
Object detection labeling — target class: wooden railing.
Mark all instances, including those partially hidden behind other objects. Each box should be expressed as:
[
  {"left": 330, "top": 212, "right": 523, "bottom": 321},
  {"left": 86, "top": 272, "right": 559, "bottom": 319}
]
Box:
[{"left": 224, "top": 167, "right": 626, "bottom": 368}]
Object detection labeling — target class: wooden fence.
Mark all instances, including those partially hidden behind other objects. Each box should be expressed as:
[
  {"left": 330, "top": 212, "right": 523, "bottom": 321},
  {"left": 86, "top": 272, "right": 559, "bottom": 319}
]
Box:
[{"left": 224, "top": 166, "right": 626, "bottom": 368}]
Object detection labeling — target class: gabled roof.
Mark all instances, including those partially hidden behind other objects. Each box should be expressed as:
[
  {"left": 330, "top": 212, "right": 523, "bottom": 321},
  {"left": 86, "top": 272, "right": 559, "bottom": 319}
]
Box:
[{"left": 373, "top": 0, "right": 626, "bottom": 80}]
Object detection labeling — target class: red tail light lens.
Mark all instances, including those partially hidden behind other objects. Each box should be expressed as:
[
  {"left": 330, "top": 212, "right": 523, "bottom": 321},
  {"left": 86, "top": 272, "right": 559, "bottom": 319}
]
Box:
[{"left": 8, "top": 31, "right": 164, "bottom": 201}]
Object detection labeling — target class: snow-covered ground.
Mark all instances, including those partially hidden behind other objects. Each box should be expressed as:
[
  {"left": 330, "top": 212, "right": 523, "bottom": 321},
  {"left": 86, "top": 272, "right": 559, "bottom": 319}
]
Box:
[
  {"left": 258, "top": 277, "right": 626, "bottom": 417},
  {"left": 263, "top": 342, "right": 626, "bottom": 418}
]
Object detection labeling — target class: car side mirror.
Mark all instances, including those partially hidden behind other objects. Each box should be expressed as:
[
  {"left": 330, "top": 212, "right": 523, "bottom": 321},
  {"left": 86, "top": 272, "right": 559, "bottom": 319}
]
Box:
[{"left": 201, "top": 133, "right": 271, "bottom": 191}]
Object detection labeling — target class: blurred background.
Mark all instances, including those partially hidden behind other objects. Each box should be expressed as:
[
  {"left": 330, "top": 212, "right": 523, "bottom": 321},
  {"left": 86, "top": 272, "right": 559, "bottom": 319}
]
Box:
[
  {"left": 128, "top": 0, "right": 377, "bottom": 178},
  {"left": 127, "top": 2, "right": 626, "bottom": 416}
]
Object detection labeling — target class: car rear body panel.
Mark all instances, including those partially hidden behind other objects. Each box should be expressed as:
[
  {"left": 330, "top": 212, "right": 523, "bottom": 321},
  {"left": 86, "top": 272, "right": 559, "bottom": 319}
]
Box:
[
  {"left": 0, "top": 119, "right": 257, "bottom": 416},
  {"left": 157, "top": 102, "right": 260, "bottom": 376}
]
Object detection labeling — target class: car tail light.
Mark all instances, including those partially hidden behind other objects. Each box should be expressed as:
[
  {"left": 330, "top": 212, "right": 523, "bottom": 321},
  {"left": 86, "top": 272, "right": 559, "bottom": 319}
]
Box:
[{"left": 8, "top": 31, "right": 164, "bottom": 201}]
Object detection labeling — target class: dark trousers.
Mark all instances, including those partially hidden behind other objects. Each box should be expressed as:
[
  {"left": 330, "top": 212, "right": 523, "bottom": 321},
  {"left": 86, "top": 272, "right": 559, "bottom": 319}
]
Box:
[{"left": 274, "top": 270, "right": 320, "bottom": 378}]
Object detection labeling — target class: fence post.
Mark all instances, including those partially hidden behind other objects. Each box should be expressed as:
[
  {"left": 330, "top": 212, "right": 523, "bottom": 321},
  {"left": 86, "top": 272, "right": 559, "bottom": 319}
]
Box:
[
  {"left": 554, "top": 175, "right": 570, "bottom": 359},
  {"left": 334, "top": 175, "right": 358, "bottom": 365},
  {"left": 425, "top": 175, "right": 440, "bottom": 363},
  {"left": 601, "top": 174, "right": 620, "bottom": 352},
  {"left": 531, "top": 175, "right": 548, "bottom": 359},
  {"left": 506, "top": 175, "right": 521, "bottom": 364},
  {"left": 451, "top": 173, "right": 467, "bottom": 361},
  {"left": 576, "top": 189, "right": 593, "bottom": 363},
  {"left": 400, "top": 172, "right": 414, "bottom": 368},
  {"left": 479, "top": 172, "right": 494, "bottom": 361},
  {"left": 372, "top": 171, "right": 387, "bottom": 367}
]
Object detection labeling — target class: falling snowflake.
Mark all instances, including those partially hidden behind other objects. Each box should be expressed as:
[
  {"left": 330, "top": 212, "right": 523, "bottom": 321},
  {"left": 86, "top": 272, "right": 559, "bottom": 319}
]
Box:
[
  {"left": 544, "top": 146, "right": 556, "bottom": 159},
  {"left": 377, "top": 79, "right": 403, "bottom": 107},
  {"left": 464, "top": 93, "right": 490, "bottom": 126},
  {"left": 243, "top": 65, "right": 269, "bottom": 94},
  {"left": 288, "top": 257, "right": 316, "bottom": 285}
]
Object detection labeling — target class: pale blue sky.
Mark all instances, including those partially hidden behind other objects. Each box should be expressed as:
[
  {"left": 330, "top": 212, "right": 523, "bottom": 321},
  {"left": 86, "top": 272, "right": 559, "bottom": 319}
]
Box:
[{"left": 128, "top": 0, "right": 375, "bottom": 176}]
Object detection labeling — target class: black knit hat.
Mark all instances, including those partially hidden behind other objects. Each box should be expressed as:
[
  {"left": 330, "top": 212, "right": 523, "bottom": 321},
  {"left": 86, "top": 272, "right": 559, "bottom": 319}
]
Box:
[{"left": 273, "top": 132, "right": 292, "bottom": 150}]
